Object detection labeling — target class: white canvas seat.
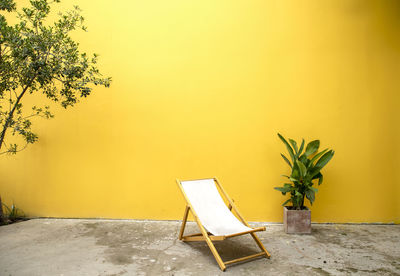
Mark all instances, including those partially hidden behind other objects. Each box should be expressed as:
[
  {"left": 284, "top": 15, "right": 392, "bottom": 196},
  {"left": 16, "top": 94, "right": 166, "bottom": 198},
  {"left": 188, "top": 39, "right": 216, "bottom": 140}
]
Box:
[
  {"left": 176, "top": 177, "right": 270, "bottom": 271},
  {"left": 181, "top": 179, "right": 252, "bottom": 236}
]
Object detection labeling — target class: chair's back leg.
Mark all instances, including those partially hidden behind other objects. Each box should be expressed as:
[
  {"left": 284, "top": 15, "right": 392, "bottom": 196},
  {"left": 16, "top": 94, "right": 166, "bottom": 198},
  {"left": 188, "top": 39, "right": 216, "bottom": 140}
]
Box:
[{"left": 178, "top": 206, "right": 190, "bottom": 240}]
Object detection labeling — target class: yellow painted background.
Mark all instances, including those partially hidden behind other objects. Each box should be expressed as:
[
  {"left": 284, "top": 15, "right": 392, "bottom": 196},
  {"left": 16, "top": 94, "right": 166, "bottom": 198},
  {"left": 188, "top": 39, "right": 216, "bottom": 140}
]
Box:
[{"left": 1, "top": 0, "right": 399, "bottom": 223}]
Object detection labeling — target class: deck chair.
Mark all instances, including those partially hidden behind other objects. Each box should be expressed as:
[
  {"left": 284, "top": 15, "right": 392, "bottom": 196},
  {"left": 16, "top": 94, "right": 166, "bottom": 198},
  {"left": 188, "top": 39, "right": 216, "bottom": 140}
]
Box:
[{"left": 176, "top": 178, "right": 270, "bottom": 271}]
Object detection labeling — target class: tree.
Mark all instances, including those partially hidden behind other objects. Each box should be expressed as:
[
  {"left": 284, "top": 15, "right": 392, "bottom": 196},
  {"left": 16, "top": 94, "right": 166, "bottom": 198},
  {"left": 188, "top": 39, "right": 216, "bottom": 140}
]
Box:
[{"left": 0, "top": 0, "right": 111, "bottom": 155}]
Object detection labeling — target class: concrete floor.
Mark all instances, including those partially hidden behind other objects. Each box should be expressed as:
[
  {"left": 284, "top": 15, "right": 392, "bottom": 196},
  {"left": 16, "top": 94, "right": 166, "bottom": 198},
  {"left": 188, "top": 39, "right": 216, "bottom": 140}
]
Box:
[{"left": 0, "top": 219, "right": 399, "bottom": 276}]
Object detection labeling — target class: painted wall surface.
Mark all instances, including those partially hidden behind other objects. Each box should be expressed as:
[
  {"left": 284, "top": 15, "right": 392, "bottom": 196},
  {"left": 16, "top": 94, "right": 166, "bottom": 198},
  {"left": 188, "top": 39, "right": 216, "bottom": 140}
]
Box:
[{"left": 1, "top": 0, "right": 399, "bottom": 222}]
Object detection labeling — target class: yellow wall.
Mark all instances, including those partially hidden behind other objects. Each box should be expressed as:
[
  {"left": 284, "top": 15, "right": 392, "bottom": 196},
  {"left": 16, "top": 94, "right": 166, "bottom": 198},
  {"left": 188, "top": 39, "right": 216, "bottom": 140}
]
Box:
[{"left": 1, "top": 0, "right": 399, "bottom": 223}]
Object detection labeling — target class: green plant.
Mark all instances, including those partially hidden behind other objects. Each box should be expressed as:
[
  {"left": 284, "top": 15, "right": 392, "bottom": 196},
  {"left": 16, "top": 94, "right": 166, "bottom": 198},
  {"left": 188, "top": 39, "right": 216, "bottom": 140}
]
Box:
[
  {"left": 274, "top": 133, "right": 335, "bottom": 210},
  {"left": 1, "top": 202, "right": 25, "bottom": 224},
  {"left": 0, "top": 0, "right": 111, "bottom": 154}
]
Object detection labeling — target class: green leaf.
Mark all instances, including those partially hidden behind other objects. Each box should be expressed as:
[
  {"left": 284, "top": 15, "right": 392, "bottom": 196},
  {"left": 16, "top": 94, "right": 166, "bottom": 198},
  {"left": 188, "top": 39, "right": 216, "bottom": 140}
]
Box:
[
  {"left": 305, "top": 189, "right": 315, "bottom": 205},
  {"left": 289, "top": 139, "right": 298, "bottom": 155},
  {"left": 309, "top": 149, "right": 328, "bottom": 167},
  {"left": 278, "top": 133, "right": 295, "bottom": 163},
  {"left": 310, "top": 186, "right": 318, "bottom": 193},
  {"left": 291, "top": 161, "right": 301, "bottom": 180},
  {"left": 297, "top": 160, "right": 307, "bottom": 178},
  {"left": 305, "top": 140, "right": 320, "bottom": 157},
  {"left": 318, "top": 174, "right": 323, "bottom": 185},
  {"left": 314, "top": 150, "right": 335, "bottom": 171},
  {"left": 281, "top": 154, "right": 292, "bottom": 168},
  {"left": 281, "top": 198, "right": 291, "bottom": 207},
  {"left": 312, "top": 172, "right": 322, "bottom": 180},
  {"left": 312, "top": 172, "right": 324, "bottom": 186},
  {"left": 299, "top": 154, "right": 307, "bottom": 163},
  {"left": 304, "top": 158, "right": 311, "bottom": 168},
  {"left": 274, "top": 183, "right": 293, "bottom": 195},
  {"left": 274, "top": 186, "right": 290, "bottom": 195},
  {"left": 298, "top": 139, "right": 305, "bottom": 156},
  {"left": 309, "top": 151, "right": 334, "bottom": 178}
]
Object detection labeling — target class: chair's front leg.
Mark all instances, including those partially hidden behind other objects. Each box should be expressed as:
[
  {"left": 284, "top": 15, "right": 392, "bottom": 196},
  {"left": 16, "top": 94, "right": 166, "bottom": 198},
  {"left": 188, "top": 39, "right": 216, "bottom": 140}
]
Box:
[{"left": 250, "top": 232, "right": 271, "bottom": 258}]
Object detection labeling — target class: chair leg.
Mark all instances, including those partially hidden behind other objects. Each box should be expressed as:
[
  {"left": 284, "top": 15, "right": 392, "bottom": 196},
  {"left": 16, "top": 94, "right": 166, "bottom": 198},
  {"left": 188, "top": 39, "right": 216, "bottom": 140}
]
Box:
[
  {"left": 204, "top": 235, "right": 226, "bottom": 271},
  {"left": 178, "top": 206, "right": 225, "bottom": 270},
  {"left": 179, "top": 207, "right": 269, "bottom": 270},
  {"left": 193, "top": 216, "right": 226, "bottom": 271},
  {"left": 250, "top": 232, "right": 271, "bottom": 258},
  {"left": 178, "top": 206, "right": 190, "bottom": 240}
]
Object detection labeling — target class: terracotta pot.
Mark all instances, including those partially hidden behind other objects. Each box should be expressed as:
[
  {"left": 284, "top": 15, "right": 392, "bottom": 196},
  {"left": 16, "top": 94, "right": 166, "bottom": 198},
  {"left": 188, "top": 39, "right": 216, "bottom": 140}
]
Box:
[{"left": 283, "top": 206, "right": 311, "bottom": 234}]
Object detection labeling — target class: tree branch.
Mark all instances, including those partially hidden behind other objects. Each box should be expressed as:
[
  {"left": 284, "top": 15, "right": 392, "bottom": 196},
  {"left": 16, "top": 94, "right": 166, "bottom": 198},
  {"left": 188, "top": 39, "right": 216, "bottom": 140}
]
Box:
[
  {"left": 22, "top": 113, "right": 46, "bottom": 120},
  {"left": 8, "top": 90, "right": 12, "bottom": 112},
  {"left": 0, "top": 76, "right": 36, "bottom": 150},
  {"left": 0, "top": 141, "right": 29, "bottom": 155}
]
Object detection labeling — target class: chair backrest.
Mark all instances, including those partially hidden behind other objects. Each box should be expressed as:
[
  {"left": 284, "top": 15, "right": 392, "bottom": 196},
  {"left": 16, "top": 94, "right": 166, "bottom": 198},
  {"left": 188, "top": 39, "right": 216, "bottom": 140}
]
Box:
[{"left": 179, "top": 178, "right": 251, "bottom": 236}]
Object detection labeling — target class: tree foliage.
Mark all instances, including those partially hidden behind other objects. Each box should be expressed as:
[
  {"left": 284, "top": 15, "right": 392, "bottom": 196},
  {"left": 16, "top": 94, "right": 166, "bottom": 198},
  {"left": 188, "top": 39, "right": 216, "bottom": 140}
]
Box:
[
  {"left": 274, "top": 133, "right": 335, "bottom": 210},
  {"left": 0, "top": 0, "right": 111, "bottom": 154}
]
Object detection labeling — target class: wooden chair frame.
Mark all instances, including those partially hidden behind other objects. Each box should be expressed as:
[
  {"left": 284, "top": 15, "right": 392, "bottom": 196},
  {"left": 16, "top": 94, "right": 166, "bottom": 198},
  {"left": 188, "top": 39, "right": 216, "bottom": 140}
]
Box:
[{"left": 176, "top": 177, "right": 270, "bottom": 271}]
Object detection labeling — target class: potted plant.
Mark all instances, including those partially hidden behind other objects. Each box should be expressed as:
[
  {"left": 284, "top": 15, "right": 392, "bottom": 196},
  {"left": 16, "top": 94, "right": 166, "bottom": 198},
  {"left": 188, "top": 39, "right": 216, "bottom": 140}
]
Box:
[{"left": 274, "top": 133, "right": 334, "bottom": 234}]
